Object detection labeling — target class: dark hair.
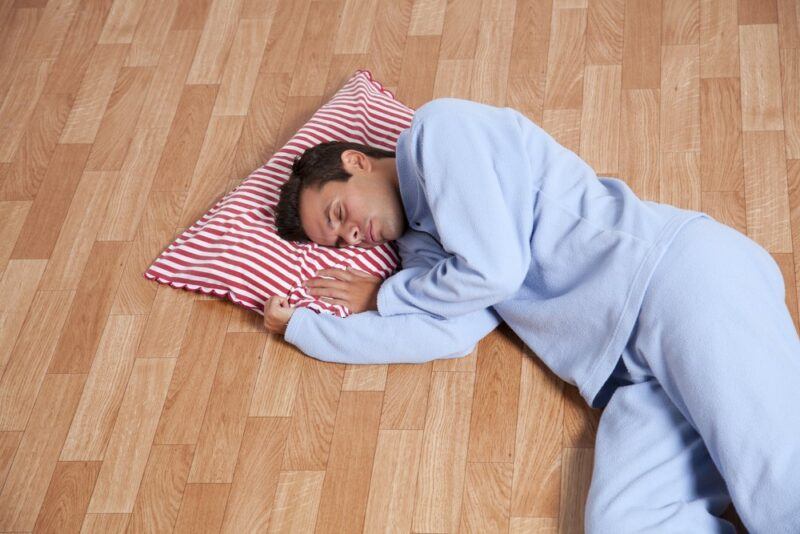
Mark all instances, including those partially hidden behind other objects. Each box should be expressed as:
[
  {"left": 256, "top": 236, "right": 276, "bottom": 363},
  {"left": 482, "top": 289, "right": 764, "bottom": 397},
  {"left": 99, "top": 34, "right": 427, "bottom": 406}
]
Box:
[{"left": 274, "top": 141, "right": 395, "bottom": 243}]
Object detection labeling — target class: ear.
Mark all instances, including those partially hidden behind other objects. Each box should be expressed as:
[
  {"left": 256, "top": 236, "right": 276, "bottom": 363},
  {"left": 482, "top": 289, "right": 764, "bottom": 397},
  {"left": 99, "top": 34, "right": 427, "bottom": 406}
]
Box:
[{"left": 341, "top": 149, "right": 369, "bottom": 172}]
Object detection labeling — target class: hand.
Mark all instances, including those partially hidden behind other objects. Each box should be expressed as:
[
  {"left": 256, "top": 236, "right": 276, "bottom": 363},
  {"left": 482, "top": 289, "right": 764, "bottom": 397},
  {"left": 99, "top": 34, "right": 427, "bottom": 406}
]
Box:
[
  {"left": 263, "top": 295, "right": 296, "bottom": 335},
  {"left": 305, "top": 267, "right": 382, "bottom": 313}
]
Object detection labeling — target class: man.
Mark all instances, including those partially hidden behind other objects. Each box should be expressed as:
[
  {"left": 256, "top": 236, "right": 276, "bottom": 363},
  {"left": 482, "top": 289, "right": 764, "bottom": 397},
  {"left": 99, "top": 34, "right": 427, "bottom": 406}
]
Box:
[{"left": 267, "top": 98, "right": 800, "bottom": 532}]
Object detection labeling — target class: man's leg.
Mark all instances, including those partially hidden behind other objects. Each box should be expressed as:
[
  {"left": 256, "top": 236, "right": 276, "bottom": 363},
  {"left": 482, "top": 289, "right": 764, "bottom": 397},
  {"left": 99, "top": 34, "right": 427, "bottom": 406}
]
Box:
[
  {"left": 631, "top": 216, "right": 800, "bottom": 532},
  {"left": 585, "top": 375, "right": 735, "bottom": 533}
]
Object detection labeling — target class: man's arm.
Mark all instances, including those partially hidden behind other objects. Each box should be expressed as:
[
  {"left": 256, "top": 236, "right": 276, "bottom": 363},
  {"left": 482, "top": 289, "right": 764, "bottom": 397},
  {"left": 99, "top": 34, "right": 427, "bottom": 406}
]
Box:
[
  {"left": 376, "top": 99, "right": 535, "bottom": 320},
  {"left": 283, "top": 304, "right": 501, "bottom": 365},
  {"left": 282, "top": 228, "right": 501, "bottom": 364}
]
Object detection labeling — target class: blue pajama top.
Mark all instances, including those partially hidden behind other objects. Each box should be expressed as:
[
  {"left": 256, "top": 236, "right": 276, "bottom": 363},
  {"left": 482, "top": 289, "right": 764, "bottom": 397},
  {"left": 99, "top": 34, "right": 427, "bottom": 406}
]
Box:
[{"left": 285, "top": 98, "right": 705, "bottom": 406}]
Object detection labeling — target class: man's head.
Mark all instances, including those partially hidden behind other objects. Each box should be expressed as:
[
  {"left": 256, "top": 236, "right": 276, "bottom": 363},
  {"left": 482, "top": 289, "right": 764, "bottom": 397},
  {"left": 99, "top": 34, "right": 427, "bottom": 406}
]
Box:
[{"left": 275, "top": 141, "right": 408, "bottom": 249}]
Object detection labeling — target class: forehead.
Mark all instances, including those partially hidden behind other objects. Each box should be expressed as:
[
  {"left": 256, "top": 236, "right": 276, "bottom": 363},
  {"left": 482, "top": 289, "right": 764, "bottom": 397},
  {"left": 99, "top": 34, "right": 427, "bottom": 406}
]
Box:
[{"left": 299, "top": 181, "right": 344, "bottom": 244}]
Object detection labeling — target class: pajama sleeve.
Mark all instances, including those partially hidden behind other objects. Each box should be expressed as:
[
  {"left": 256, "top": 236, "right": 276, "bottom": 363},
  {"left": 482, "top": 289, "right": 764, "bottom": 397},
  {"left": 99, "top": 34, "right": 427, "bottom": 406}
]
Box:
[
  {"left": 282, "top": 228, "right": 502, "bottom": 364},
  {"left": 376, "top": 99, "right": 534, "bottom": 320}
]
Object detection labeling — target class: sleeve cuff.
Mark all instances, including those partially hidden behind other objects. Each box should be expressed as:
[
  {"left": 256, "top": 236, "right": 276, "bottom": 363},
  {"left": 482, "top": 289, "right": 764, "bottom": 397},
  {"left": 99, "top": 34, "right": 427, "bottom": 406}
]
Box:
[{"left": 284, "top": 306, "right": 310, "bottom": 345}]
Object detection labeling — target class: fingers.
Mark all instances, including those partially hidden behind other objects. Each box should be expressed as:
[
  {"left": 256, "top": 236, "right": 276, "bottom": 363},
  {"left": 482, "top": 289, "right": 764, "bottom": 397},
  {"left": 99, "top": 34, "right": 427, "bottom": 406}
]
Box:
[
  {"left": 319, "top": 296, "right": 348, "bottom": 307},
  {"left": 314, "top": 268, "right": 352, "bottom": 281}
]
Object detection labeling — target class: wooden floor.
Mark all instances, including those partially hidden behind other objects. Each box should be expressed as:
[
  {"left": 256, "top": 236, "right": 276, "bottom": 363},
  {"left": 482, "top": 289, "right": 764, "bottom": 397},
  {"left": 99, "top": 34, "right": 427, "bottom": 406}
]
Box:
[{"left": 1, "top": 0, "right": 799, "bottom": 532}]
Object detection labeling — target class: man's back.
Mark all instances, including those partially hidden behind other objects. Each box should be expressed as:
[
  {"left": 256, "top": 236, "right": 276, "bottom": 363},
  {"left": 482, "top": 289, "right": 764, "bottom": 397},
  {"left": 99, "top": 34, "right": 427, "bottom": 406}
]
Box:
[{"left": 380, "top": 98, "right": 707, "bottom": 406}]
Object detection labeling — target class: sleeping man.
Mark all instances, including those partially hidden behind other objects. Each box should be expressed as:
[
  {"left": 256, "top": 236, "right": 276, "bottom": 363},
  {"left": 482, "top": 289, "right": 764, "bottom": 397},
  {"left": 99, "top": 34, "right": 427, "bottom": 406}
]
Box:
[{"left": 266, "top": 98, "right": 800, "bottom": 532}]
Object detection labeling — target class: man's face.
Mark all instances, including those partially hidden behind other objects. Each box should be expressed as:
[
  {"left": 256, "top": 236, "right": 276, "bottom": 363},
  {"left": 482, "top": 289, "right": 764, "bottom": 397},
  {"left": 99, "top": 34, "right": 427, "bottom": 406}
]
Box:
[{"left": 299, "top": 150, "right": 408, "bottom": 249}]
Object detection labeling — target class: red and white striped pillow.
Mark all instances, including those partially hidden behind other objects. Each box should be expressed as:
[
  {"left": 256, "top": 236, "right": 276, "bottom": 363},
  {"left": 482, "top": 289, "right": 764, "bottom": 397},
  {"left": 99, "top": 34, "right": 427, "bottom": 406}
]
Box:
[{"left": 144, "top": 70, "right": 413, "bottom": 317}]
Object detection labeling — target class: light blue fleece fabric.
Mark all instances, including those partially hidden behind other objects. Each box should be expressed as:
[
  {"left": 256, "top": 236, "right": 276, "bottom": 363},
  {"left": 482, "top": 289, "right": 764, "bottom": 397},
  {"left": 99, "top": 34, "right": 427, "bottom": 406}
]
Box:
[{"left": 286, "top": 97, "right": 705, "bottom": 406}]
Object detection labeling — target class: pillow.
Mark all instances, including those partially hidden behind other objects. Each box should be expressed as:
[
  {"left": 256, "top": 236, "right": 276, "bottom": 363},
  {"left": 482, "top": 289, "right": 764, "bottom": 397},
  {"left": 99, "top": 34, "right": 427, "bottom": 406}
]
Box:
[{"left": 143, "top": 70, "right": 413, "bottom": 317}]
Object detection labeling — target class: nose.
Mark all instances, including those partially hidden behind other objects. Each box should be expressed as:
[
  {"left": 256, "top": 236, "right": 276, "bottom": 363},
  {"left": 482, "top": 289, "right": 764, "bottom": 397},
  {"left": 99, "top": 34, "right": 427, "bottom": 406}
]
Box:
[{"left": 342, "top": 222, "right": 362, "bottom": 246}]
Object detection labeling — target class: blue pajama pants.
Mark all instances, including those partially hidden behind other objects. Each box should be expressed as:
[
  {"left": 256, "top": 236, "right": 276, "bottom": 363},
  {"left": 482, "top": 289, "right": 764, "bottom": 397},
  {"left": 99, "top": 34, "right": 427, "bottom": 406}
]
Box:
[{"left": 585, "top": 216, "right": 800, "bottom": 533}]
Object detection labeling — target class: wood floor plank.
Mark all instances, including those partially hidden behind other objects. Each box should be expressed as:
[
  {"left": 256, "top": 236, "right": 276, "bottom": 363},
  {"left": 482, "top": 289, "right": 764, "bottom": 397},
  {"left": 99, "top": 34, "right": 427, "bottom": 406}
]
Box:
[
  {"left": 289, "top": 2, "right": 340, "bottom": 98},
  {"left": 86, "top": 66, "right": 155, "bottom": 171},
  {"left": 378, "top": 363, "right": 432, "bottom": 430},
  {"left": 661, "top": 44, "right": 700, "bottom": 152},
  {"left": 459, "top": 462, "right": 514, "bottom": 533},
  {"left": 24, "top": 0, "right": 81, "bottom": 61},
  {"left": 699, "top": 0, "right": 739, "bottom": 78},
  {"left": 126, "top": 444, "right": 194, "bottom": 534},
  {"left": 176, "top": 115, "right": 245, "bottom": 228},
  {"left": 151, "top": 85, "right": 217, "bottom": 192},
  {"left": 395, "top": 35, "right": 440, "bottom": 109},
  {"left": 249, "top": 338, "right": 305, "bottom": 416},
  {"left": 412, "top": 371, "right": 475, "bottom": 533},
  {"left": 619, "top": 88, "right": 660, "bottom": 200},
  {"left": 742, "top": 130, "right": 793, "bottom": 252},
  {"left": 0, "top": 431, "right": 23, "bottom": 491},
  {"left": 543, "top": 8, "right": 586, "bottom": 110},
  {"left": 98, "top": 0, "right": 148, "bottom": 44},
  {"left": 0, "top": 290, "right": 75, "bottom": 431},
  {"left": 135, "top": 28, "right": 202, "bottom": 130},
  {"left": 407, "top": 0, "right": 447, "bottom": 36},
  {"left": 40, "top": 0, "right": 112, "bottom": 98},
  {"left": 467, "top": 329, "right": 522, "bottom": 463},
  {"left": 314, "top": 391, "right": 383, "bottom": 534},
  {"left": 10, "top": 143, "right": 91, "bottom": 259},
  {"left": 580, "top": 64, "right": 622, "bottom": 175},
  {"left": 739, "top": 0, "right": 778, "bottom": 25},
  {"left": 97, "top": 126, "right": 171, "bottom": 241},
  {"left": 173, "top": 483, "right": 230, "bottom": 534},
  {"left": 557, "top": 448, "right": 594, "bottom": 534},
  {"left": 188, "top": 332, "right": 264, "bottom": 483},
  {"left": 342, "top": 364, "right": 387, "bottom": 391},
  {"left": 661, "top": 151, "right": 702, "bottom": 210},
  {"left": 362, "top": 429, "right": 423, "bottom": 532},
  {"left": 60, "top": 315, "right": 146, "bottom": 461},
  {"left": 32, "top": 461, "right": 102, "bottom": 534},
  {"left": 215, "top": 17, "right": 273, "bottom": 113},
  {"left": 266, "top": 471, "right": 326, "bottom": 532},
  {"left": 586, "top": 0, "right": 624, "bottom": 65},
  {"left": 0, "top": 373, "right": 86, "bottom": 531},
  {"left": 0, "top": 201, "right": 30, "bottom": 272},
  {"left": 437, "top": 0, "right": 480, "bottom": 60},
  {"left": 777, "top": 0, "right": 800, "bottom": 48},
  {"left": 0, "top": 259, "right": 47, "bottom": 375},
  {"left": 621, "top": 0, "right": 660, "bottom": 89},
  {"left": 230, "top": 71, "right": 290, "bottom": 180},
  {"left": 701, "top": 189, "right": 748, "bottom": 234},
  {"left": 0, "top": 92, "right": 73, "bottom": 201},
  {"left": 510, "top": 517, "right": 559, "bottom": 533},
  {"left": 365, "top": 0, "right": 413, "bottom": 89},
  {"left": 135, "top": 286, "right": 196, "bottom": 358},
  {"left": 59, "top": 44, "right": 129, "bottom": 144},
  {"left": 108, "top": 189, "right": 185, "bottom": 315},
  {"left": 470, "top": 12, "right": 514, "bottom": 107},
  {"left": 739, "top": 24, "right": 784, "bottom": 131},
  {"left": 788, "top": 160, "right": 800, "bottom": 321},
  {"left": 220, "top": 417, "right": 289, "bottom": 533},
  {"left": 87, "top": 358, "right": 176, "bottom": 513},
  {"left": 124, "top": 0, "right": 178, "bottom": 67},
  {"left": 281, "top": 356, "right": 344, "bottom": 470},
  {"left": 153, "top": 300, "right": 232, "bottom": 444},
  {"left": 333, "top": 0, "right": 378, "bottom": 54},
  {"left": 700, "top": 78, "right": 744, "bottom": 192},
  {"left": 662, "top": 0, "right": 699, "bottom": 45},
  {"left": 80, "top": 513, "right": 130, "bottom": 533},
  {"left": 185, "top": 0, "right": 244, "bottom": 84},
  {"left": 506, "top": 0, "right": 551, "bottom": 122},
  {"left": 782, "top": 48, "right": 800, "bottom": 159},
  {"left": 510, "top": 350, "right": 564, "bottom": 518},
  {"left": 562, "top": 384, "right": 600, "bottom": 447},
  {"left": 0, "top": 59, "right": 52, "bottom": 162},
  {"left": 39, "top": 171, "right": 118, "bottom": 290},
  {"left": 47, "top": 241, "right": 131, "bottom": 374},
  {"left": 542, "top": 108, "right": 582, "bottom": 154},
  {"left": 0, "top": 8, "right": 42, "bottom": 103}
]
